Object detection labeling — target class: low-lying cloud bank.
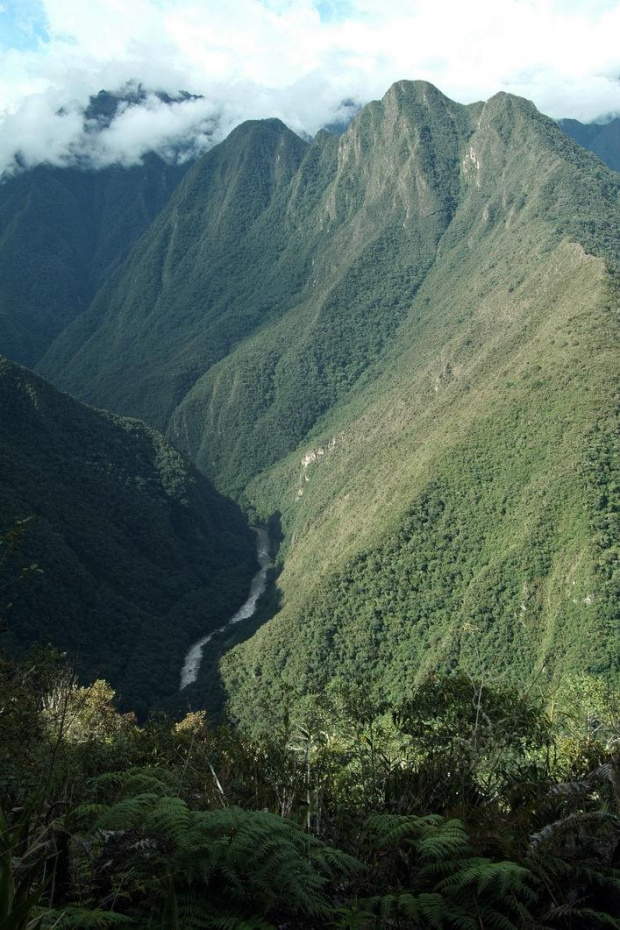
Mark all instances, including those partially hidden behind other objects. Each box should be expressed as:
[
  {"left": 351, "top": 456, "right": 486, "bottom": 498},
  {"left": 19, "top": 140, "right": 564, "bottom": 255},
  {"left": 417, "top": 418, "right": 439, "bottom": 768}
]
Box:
[
  {"left": 0, "top": 78, "right": 360, "bottom": 176},
  {"left": 0, "top": 89, "right": 218, "bottom": 174},
  {"left": 2, "top": 0, "right": 620, "bottom": 177}
]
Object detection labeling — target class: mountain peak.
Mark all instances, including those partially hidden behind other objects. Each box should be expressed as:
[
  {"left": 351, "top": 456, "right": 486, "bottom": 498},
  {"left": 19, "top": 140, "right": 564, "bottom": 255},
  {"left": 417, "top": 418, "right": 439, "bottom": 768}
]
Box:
[
  {"left": 215, "top": 117, "right": 308, "bottom": 175},
  {"left": 15, "top": 77, "right": 620, "bottom": 727},
  {"left": 313, "top": 127, "right": 333, "bottom": 145},
  {"left": 383, "top": 78, "right": 451, "bottom": 105},
  {"left": 482, "top": 90, "right": 539, "bottom": 118},
  {"left": 227, "top": 117, "right": 298, "bottom": 141},
  {"left": 83, "top": 84, "right": 203, "bottom": 129},
  {"left": 468, "top": 90, "right": 559, "bottom": 160}
]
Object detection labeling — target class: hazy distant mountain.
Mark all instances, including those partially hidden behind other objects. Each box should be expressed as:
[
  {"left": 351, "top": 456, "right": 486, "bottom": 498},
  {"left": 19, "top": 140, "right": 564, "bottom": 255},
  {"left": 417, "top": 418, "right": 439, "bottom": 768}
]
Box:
[
  {"left": 0, "top": 84, "right": 208, "bottom": 367},
  {"left": 323, "top": 97, "right": 361, "bottom": 135},
  {"left": 0, "top": 154, "right": 189, "bottom": 368},
  {"left": 559, "top": 116, "right": 620, "bottom": 172},
  {"left": 35, "top": 80, "right": 620, "bottom": 727},
  {"left": 83, "top": 85, "right": 203, "bottom": 129},
  {"left": 0, "top": 356, "right": 256, "bottom": 715}
]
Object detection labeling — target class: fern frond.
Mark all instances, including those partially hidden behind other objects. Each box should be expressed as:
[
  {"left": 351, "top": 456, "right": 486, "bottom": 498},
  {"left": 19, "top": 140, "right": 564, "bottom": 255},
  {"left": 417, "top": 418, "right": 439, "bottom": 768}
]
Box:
[
  {"left": 544, "top": 906, "right": 620, "bottom": 928},
  {"left": 144, "top": 796, "right": 193, "bottom": 848},
  {"left": 364, "top": 813, "right": 446, "bottom": 849},
  {"left": 91, "top": 768, "right": 176, "bottom": 796},
  {"left": 38, "top": 908, "right": 134, "bottom": 927},
  {"left": 436, "top": 857, "right": 533, "bottom": 901},
  {"left": 91, "top": 793, "right": 160, "bottom": 832},
  {"left": 473, "top": 908, "right": 521, "bottom": 930}
]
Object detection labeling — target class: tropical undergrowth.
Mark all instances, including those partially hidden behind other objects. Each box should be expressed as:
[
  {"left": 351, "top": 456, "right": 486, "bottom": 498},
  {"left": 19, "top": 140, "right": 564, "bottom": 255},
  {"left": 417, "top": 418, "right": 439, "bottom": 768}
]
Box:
[{"left": 2, "top": 645, "right": 620, "bottom": 929}]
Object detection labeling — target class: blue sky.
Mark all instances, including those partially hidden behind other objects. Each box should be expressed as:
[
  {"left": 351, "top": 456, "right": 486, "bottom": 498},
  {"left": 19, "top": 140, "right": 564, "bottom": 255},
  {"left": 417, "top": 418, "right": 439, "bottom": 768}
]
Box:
[
  {"left": 0, "top": 0, "right": 353, "bottom": 50},
  {"left": 0, "top": 1, "right": 49, "bottom": 51},
  {"left": 315, "top": 0, "right": 353, "bottom": 21},
  {"left": 2, "top": 0, "right": 620, "bottom": 174}
]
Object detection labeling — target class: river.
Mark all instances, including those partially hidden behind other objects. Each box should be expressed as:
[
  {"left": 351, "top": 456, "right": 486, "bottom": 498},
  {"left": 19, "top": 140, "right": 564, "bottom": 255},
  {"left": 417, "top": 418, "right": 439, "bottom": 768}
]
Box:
[{"left": 180, "top": 527, "right": 270, "bottom": 690}]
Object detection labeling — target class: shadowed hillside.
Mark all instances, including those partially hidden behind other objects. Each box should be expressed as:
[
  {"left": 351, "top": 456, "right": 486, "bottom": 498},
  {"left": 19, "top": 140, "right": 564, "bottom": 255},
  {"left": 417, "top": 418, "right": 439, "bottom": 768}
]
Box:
[
  {"left": 0, "top": 154, "right": 188, "bottom": 366},
  {"left": 560, "top": 116, "right": 620, "bottom": 172},
  {"left": 0, "top": 356, "right": 256, "bottom": 715}
]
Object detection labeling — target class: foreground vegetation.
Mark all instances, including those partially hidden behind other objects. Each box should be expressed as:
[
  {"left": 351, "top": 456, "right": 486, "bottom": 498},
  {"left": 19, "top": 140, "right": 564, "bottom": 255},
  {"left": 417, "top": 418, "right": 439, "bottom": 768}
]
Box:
[{"left": 3, "top": 643, "right": 620, "bottom": 928}]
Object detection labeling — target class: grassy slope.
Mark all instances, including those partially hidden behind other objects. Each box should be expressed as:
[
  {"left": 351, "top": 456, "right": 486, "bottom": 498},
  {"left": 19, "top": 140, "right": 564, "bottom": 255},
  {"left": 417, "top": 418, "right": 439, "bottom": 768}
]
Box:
[{"left": 0, "top": 357, "right": 256, "bottom": 715}]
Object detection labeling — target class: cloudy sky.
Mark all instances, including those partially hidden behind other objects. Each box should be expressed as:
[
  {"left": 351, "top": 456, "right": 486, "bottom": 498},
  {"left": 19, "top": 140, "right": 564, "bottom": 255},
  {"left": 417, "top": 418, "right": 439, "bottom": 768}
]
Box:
[{"left": 1, "top": 0, "right": 620, "bottom": 174}]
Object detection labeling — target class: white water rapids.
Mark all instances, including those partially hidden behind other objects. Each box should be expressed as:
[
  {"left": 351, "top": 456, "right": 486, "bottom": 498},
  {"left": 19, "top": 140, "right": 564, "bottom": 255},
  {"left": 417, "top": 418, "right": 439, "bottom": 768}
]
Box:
[{"left": 180, "top": 527, "right": 270, "bottom": 690}]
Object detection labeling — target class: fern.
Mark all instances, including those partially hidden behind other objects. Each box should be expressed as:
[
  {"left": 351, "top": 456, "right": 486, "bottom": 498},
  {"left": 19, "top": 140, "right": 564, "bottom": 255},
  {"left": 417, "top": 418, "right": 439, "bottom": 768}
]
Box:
[
  {"left": 329, "top": 900, "right": 376, "bottom": 929},
  {"left": 91, "top": 768, "right": 177, "bottom": 797},
  {"left": 89, "top": 792, "right": 161, "bottom": 831},
  {"left": 542, "top": 903, "right": 620, "bottom": 928},
  {"left": 37, "top": 908, "right": 134, "bottom": 927},
  {"left": 527, "top": 803, "right": 620, "bottom": 924},
  {"left": 78, "top": 770, "right": 360, "bottom": 928},
  {"left": 357, "top": 813, "right": 535, "bottom": 928},
  {"left": 435, "top": 858, "right": 533, "bottom": 899}
]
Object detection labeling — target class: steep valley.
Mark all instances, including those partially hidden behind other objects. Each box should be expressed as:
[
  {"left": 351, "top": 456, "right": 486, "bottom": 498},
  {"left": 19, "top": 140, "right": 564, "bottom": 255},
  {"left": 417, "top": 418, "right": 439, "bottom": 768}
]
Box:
[
  {"left": 0, "top": 356, "right": 256, "bottom": 715},
  {"left": 1, "top": 80, "right": 619, "bottom": 727}
]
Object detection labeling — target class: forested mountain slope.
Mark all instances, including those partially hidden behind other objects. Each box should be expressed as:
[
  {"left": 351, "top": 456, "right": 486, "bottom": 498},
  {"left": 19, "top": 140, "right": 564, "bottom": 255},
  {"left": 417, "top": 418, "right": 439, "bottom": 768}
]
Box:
[
  {"left": 560, "top": 116, "right": 620, "bottom": 172},
  {"left": 0, "top": 155, "right": 188, "bottom": 367},
  {"left": 221, "top": 92, "right": 620, "bottom": 728},
  {"left": 38, "top": 117, "right": 311, "bottom": 430},
  {"left": 0, "top": 357, "right": 256, "bottom": 714},
  {"left": 34, "top": 81, "right": 620, "bottom": 726},
  {"left": 224, "top": 239, "right": 619, "bottom": 728},
  {"left": 40, "top": 84, "right": 476, "bottom": 490}
]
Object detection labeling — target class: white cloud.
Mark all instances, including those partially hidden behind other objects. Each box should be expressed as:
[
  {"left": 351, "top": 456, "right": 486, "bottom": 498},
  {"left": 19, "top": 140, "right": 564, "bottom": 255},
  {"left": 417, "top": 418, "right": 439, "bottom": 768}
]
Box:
[
  {"left": 1, "top": 0, "right": 620, "bottom": 175},
  {"left": 82, "top": 94, "right": 222, "bottom": 167}
]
